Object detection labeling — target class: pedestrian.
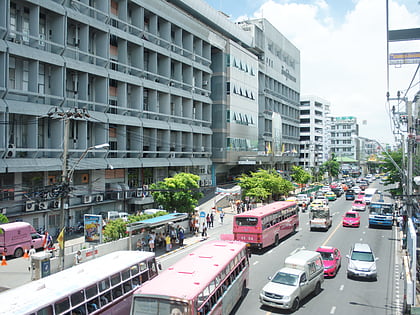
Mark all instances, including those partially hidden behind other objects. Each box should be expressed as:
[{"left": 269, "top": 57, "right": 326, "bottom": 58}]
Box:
[
  {"left": 28, "top": 245, "right": 36, "bottom": 271},
  {"left": 149, "top": 237, "right": 155, "bottom": 252},
  {"left": 220, "top": 211, "right": 224, "bottom": 224},
  {"left": 206, "top": 214, "right": 211, "bottom": 228},
  {"left": 201, "top": 222, "right": 207, "bottom": 239},
  {"left": 210, "top": 212, "right": 214, "bottom": 227},
  {"left": 178, "top": 227, "right": 185, "bottom": 246},
  {"left": 194, "top": 220, "right": 200, "bottom": 236},
  {"left": 74, "top": 250, "right": 82, "bottom": 265},
  {"left": 165, "top": 234, "right": 172, "bottom": 252},
  {"left": 136, "top": 239, "right": 142, "bottom": 251}
]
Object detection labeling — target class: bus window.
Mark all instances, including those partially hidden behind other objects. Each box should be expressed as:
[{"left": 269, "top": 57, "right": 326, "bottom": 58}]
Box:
[
  {"left": 121, "top": 268, "right": 130, "bottom": 281},
  {"left": 99, "top": 279, "right": 110, "bottom": 292},
  {"left": 123, "top": 280, "right": 133, "bottom": 293},
  {"left": 70, "top": 290, "right": 85, "bottom": 307},
  {"left": 85, "top": 284, "right": 97, "bottom": 299},
  {"left": 138, "top": 262, "right": 146, "bottom": 272},
  {"left": 111, "top": 273, "right": 121, "bottom": 286},
  {"left": 86, "top": 299, "right": 99, "bottom": 313},
  {"left": 100, "top": 292, "right": 111, "bottom": 306},
  {"left": 37, "top": 305, "right": 53, "bottom": 315},
  {"left": 148, "top": 260, "right": 158, "bottom": 277},
  {"left": 112, "top": 285, "right": 123, "bottom": 299},
  {"left": 54, "top": 297, "right": 70, "bottom": 314}
]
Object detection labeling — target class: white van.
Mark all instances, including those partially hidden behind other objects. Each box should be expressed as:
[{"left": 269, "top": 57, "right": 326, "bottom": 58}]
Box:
[{"left": 260, "top": 249, "right": 324, "bottom": 311}]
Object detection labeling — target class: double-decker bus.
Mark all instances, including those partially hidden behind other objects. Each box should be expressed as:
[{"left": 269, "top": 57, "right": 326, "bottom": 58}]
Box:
[
  {"left": 0, "top": 251, "right": 159, "bottom": 315},
  {"left": 131, "top": 240, "right": 250, "bottom": 315},
  {"left": 233, "top": 201, "right": 298, "bottom": 249},
  {"left": 368, "top": 193, "right": 395, "bottom": 228}
]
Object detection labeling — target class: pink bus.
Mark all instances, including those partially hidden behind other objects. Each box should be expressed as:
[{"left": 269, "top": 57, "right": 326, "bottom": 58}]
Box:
[
  {"left": 233, "top": 201, "right": 299, "bottom": 249},
  {"left": 131, "top": 240, "right": 250, "bottom": 315}
]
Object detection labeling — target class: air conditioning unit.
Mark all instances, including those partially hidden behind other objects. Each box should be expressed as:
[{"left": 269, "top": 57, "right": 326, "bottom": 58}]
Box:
[
  {"left": 39, "top": 201, "right": 49, "bottom": 210},
  {"left": 96, "top": 194, "right": 104, "bottom": 202},
  {"left": 6, "top": 144, "right": 15, "bottom": 158},
  {"left": 83, "top": 195, "right": 92, "bottom": 203},
  {"left": 1, "top": 208, "right": 6, "bottom": 215},
  {"left": 52, "top": 200, "right": 61, "bottom": 209},
  {"left": 25, "top": 201, "right": 36, "bottom": 212}
]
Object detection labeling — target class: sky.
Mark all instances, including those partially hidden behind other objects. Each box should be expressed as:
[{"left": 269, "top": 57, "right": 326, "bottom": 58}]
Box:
[{"left": 203, "top": 0, "right": 420, "bottom": 145}]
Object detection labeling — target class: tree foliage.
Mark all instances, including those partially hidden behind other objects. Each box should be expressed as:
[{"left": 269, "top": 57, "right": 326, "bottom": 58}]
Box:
[
  {"left": 319, "top": 155, "right": 340, "bottom": 182},
  {"left": 103, "top": 218, "right": 127, "bottom": 242},
  {"left": 380, "top": 149, "right": 404, "bottom": 196},
  {"left": 149, "top": 173, "right": 203, "bottom": 214},
  {"left": 290, "top": 165, "right": 311, "bottom": 186},
  {"left": 237, "top": 169, "right": 294, "bottom": 202},
  {"left": 0, "top": 214, "right": 8, "bottom": 224}
]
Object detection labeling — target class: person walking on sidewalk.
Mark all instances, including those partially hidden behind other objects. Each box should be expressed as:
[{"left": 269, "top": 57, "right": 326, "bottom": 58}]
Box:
[
  {"left": 206, "top": 214, "right": 211, "bottom": 229},
  {"left": 210, "top": 212, "right": 214, "bottom": 227},
  {"left": 201, "top": 222, "right": 208, "bottom": 239},
  {"left": 220, "top": 211, "right": 225, "bottom": 225}
]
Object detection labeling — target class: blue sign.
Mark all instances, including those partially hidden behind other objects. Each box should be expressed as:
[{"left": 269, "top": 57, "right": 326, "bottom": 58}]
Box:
[
  {"left": 199, "top": 211, "right": 206, "bottom": 218},
  {"left": 41, "top": 260, "right": 50, "bottom": 278}
]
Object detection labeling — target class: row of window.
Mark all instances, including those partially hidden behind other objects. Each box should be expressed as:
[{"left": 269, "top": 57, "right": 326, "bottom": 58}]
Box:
[
  {"left": 34, "top": 260, "right": 157, "bottom": 315},
  {"left": 226, "top": 54, "right": 256, "bottom": 76},
  {"left": 227, "top": 82, "right": 256, "bottom": 100},
  {"left": 261, "top": 206, "right": 297, "bottom": 230},
  {"left": 226, "top": 110, "right": 256, "bottom": 126},
  {"left": 197, "top": 249, "right": 248, "bottom": 314}
]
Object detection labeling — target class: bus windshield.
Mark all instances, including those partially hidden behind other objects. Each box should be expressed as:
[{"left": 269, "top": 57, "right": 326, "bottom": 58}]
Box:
[
  {"left": 369, "top": 203, "right": 393, "bottom": 215},
  {"left": 235, "top": 217, "right": 258, "bottom": 226},
  {"left": 132, "top": 297, "right": 188, "bottom": 315}
]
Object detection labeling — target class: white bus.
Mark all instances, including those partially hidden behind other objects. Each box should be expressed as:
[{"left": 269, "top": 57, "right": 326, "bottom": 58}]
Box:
[
  {"left": 0, "top": 251, "right": 159, "bottom": 315},
  {"left": 363, "top": 188, "right": 377, "bottom": 205}
]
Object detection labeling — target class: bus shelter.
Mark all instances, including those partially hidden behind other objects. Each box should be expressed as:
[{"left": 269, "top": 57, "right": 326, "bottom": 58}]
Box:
[{"left": 126, "top": 213, "right": 189, "bottom": 250}]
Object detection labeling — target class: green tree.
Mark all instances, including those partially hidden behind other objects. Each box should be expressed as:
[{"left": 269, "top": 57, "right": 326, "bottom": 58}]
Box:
[
  {"left": 0, "top": 214, "right": 8, "bottom": 224},
  {"left": 320, "top": 155, "right": 340, "bottom": 182},
  {"left": 290, "top": 165, "right": 312, "bottom": 187},
  {"left": 238, "top": 169, "right": 294, "bottom": 202},
  {"left": 103, "top": 218, "right": 127, "bottom": 242},
  {"left": 380, "top": 149, "right": 404, "bottom": 196},
  {"left": 150, "top": 173, "right": 203, "bottom": 213}
]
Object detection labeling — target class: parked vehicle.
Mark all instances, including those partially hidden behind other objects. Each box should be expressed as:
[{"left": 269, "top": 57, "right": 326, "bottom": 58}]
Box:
[
  {"left": 0, "top": 222, "right": 45, "bottom": 257},
  {"left": 342, "top": 211, "right": 361, "bottom": 228},
  {"left": 346, "top": 243, "right": 378, "bottom": 280},
  {"left": 260, "top": 249, "right": 324, "bottom": 311},
  {"left": 316, "top": 246, "right": 341, "bottom": 277}
]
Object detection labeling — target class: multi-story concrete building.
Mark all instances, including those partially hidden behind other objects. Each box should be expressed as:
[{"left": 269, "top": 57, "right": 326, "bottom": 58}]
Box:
[
  {"left": 237, "top": 19, "right": 301, "bottom": 176},
  {"left": 330, "top": 116, "right": 359, "bottom": 161},
  {"left": 0, "top": 0, "right": 300, "bottom": 231},
  {"left": 299, "top": 96, "right": 330, "bottom": 171}
]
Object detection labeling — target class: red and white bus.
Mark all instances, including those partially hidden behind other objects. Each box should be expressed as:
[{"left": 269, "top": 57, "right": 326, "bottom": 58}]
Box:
[
  {"left": 131, "top": 240, "right": 250, "bottom": 315},
  {"left": 233, "top": 201, "right": 299, "bottom": 249}
]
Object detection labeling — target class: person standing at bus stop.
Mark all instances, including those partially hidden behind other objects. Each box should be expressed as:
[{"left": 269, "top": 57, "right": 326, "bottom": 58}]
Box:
[{"left": 165, "top": 234, "right": 172, "bottom": 252}]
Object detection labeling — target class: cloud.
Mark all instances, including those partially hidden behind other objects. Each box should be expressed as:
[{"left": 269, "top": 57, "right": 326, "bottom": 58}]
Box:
[{"left": 246, "top": 0, "right": 419, "bottom": 144}]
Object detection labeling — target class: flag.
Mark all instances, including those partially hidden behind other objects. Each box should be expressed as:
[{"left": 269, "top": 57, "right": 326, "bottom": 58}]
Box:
[{"left": 57, "top": 228, "right": 65, "bottom": 249}]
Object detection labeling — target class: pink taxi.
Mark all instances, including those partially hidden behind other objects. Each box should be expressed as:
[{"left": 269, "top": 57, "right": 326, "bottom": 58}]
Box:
[
  {"left": 351, "top": 198, "right": 366, "bottom": 211},
  {"left": 316, "top": 246, "right": 341, "bottom": 277},
  {"left": 343, "top": 210, "right": 360, "bottom": 228}
]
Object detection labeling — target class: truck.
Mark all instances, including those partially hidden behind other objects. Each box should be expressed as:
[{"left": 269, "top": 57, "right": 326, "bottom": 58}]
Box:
[
  {"left": 260, "top": 249, "right": 324, "bottom": 311},
  {"left": 296, "top": 194, "right": 310, "bottom": 211},
  {"left": 309, "top": 205, "right": 332, "bottom": 231},
  {"left": 0, "top": 222, "right": 45, "bottom": 257}
]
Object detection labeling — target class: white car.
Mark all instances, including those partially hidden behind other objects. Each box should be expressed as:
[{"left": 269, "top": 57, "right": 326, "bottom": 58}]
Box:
[
  {"left": 352, "top": 186, "right": 361, "bottom": 194},
  {"left": 346, "top": 243, "right": 378, "bottom": 280}
]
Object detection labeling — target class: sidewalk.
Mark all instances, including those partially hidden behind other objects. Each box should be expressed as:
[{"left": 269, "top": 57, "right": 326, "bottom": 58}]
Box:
[{"left": 0, "top": 195, "right": 235, "bottom": 291}]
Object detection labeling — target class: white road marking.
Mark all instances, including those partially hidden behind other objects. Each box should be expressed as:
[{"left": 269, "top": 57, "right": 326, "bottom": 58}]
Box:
[
  {"left": 330, "top": 306, "right": 336, "bottom": 314},
  {"left": 253, "top": 261, "right": 259, "bottom": 266},
  {"left": 339, "top": 284, "right": 344, "bottom": 291}
]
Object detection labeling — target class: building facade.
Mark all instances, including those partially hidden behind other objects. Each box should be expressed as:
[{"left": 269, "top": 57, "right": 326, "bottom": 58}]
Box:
[
  {"left": 299, "top": 95, "right": 330, "bottom": 171},
  {"left": 0, "top": 0, "right": 301, "bottom": 231},
  {"left": 330, "top": 116, "right": 359, "bottom": 161}
]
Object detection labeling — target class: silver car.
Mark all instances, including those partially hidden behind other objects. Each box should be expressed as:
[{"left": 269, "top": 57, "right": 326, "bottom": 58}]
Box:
[{"left": 346, "top": 243, "right": 378, "bottom": 280}]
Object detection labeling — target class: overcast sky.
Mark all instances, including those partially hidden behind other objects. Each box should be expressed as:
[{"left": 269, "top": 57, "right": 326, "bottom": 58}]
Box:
[{"left": 204, "top": 0, "right": 420, "bottom": 145}]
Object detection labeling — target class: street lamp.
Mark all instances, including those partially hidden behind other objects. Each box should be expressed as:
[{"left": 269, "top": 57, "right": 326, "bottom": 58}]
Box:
[{"left": 59, "top": 142, "right": 109, "bottom": 270}]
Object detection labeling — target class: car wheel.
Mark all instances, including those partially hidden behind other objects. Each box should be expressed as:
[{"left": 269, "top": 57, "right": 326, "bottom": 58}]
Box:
[
  {"left": 291, "top": 297, "right": 300, "bottom": 312},
  {"left": 14, "top": 247, "right": 24, "bottom": 258}
]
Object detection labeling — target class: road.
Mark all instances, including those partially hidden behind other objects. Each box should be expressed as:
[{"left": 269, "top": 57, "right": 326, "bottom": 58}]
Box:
[{"left": 160, "top": 181, "right": 404, "bottom": 315}]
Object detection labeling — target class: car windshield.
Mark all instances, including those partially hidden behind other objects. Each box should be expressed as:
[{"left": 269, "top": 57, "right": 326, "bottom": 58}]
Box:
[
  {"left": 351, "top": 251, "right": 374, "bottom": 262},
  {"left": 345, "top": 213, "right": 357, "bottom": 218},
  {"left": 272, "top": 272, "right": 299, "bottom": 286},
  {"left": 319, "top": 251, "right": 334, "bottom": 261}
]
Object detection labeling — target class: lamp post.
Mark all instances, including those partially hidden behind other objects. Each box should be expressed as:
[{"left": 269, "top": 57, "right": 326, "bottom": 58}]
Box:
[{"left": 59, "top": 142, "right": 109, "bottom": 270}]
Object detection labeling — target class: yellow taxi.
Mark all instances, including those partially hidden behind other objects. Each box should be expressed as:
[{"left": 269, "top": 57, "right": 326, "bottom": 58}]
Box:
[{"left": 324, "top": 191, "right": 337, "bottom": 201}]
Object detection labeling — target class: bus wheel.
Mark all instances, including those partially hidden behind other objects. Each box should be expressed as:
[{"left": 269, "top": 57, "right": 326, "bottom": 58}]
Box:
[
  {"left": 14, "top": 247, "right": 24, "bottom": 258},
  {"left": 274, "top": 235, "right": 279, "bottom": 246},
  {"left": 241, "top": 282, "right": 247, "bottom": 298},
  {"left": 291, "top": 297, "right": 300, "bottom": 312},
  {"left": 293, "top": 225, "right": 298, "bottom": 234}
]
